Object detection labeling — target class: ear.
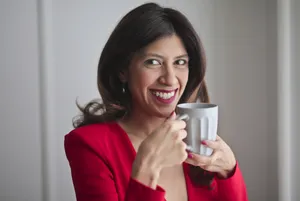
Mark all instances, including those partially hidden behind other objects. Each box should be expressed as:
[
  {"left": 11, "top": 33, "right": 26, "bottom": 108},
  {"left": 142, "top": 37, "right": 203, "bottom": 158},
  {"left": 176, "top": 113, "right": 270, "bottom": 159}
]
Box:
[{"left": 119, "top": 70, "right": 128, "bottom": 82}]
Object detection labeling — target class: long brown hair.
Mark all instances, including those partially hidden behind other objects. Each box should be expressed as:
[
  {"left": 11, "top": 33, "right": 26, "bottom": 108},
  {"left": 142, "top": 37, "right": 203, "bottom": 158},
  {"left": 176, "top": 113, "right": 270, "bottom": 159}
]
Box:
[{"left": 73, "top": 2, "right": 212, "bottom": 188}]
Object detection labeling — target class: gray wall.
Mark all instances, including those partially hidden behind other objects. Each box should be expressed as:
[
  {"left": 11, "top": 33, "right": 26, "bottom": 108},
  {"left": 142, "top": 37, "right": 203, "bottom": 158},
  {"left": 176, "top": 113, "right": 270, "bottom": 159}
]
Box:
[
  {"left": 211, "top": 2, "right": 269, "bottom": 200},
  {"left": 0, "top": 1, "right": 42, "bottom": 201},
  {"left": 266, "top": 0, "right": 279, "bottom": 200},
  {"left": 2, "top": 0, "right": 298, "bottom": 201},
  {"left": 291, "top": 0, "right": 300, "bottom": 200}
]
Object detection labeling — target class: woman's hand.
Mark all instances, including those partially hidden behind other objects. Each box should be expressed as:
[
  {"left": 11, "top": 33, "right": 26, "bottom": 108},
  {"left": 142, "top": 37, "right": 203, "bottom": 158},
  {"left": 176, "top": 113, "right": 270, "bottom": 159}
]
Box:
[
  {"left": 185, "top": 135, "right": 237, "bottom": 179},
  {"left": 131, "top": 112, "right": 188, "bottom": 188}
]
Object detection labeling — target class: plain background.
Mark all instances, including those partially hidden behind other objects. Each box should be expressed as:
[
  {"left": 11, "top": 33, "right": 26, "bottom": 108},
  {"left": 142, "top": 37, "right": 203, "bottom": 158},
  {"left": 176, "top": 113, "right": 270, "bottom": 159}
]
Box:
[{"left": 0, "top": 0, "right": 299, "bottom": 201}]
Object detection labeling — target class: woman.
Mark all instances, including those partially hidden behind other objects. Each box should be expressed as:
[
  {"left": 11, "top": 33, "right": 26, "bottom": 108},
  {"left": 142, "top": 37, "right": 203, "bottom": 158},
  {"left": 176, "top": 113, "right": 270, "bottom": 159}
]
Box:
[{"left": 65, "top": 3, "right": 248, "bottom": 201}]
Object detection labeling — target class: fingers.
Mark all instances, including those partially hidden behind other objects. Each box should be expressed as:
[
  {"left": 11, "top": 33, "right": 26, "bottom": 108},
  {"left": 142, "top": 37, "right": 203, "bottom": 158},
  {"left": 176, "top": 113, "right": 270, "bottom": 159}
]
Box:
[
  {"left": 185, "top": 153, "right": 213, "bottom": 166},
  {"left": 177, "top": 142, "right": 188, "bottom": 160},
  {"left": 162, "top": 119, "right": 186, "bottom": 133},
  {"left": 201, "top": 140, "right": 220, "bottom": 150},
  {"left": 185, "top": 157, "right": 222, "bottom": 172},
  {"left": 185, "top": 157, "right": 198, "bottom": 166},
  {"left": 201, "top": 135, "right": 225, "bottom": 150},
  {"left": 185, "top": 154, "right": 204, "bottom": 167},
  {"left": 176, "top": 114, "right": 189, "bottom": 121},
  {"left": 162, "top": 111, "right": 188, "bottom": 134},
  {"left": 202, "top": 165, "right": 222, "bottom": 173},
  {"left": 216, "top": 135, "right": 222, "bottom": 141},
  {"left": 174, "top": 129, "right": 187, "bottom": 141},
  {"left": 184, "top": 135, "right": 236, "bottom": 175}
]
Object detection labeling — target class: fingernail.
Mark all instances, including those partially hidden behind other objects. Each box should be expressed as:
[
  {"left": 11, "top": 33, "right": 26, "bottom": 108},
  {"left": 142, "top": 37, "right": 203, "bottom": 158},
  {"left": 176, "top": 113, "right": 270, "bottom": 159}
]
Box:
[
  {"left": 188, "top": 153, "right": 193, "bottom": 159},
  {"left": 201, "top": 141, "right": 207, "bottom": 145}
]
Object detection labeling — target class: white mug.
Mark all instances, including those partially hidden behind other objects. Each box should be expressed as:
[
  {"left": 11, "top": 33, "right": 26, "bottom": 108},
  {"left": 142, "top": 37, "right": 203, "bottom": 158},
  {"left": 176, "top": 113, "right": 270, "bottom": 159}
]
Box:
[{"left": 176, "top": 103, "right": 218, "bottom": 156}]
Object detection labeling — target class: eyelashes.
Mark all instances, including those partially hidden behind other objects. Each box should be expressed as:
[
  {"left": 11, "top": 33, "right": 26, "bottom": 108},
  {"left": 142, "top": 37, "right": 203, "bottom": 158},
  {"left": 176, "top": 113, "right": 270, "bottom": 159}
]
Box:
[
  {"left": 143, "top": 59, "right": 188, "bottom": 68},
  {"left": 144, "top": 59, "right": 161, "bottom": 66},
  {"left": 174, "top": 59, "right": 187, "bottom": 65}
]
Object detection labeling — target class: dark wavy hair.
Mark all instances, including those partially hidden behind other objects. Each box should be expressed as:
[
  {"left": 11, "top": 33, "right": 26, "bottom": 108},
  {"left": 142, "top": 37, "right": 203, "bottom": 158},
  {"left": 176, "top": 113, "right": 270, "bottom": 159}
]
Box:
[{"left": 73, "top": 2, "right": 213, "bottom": 188}]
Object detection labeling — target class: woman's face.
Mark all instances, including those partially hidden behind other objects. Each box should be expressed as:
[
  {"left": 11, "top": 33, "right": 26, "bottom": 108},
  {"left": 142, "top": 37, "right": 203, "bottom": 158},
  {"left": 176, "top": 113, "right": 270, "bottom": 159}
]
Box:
[{"left": 124, "top": 34, "right": 189, "bottom": 117}]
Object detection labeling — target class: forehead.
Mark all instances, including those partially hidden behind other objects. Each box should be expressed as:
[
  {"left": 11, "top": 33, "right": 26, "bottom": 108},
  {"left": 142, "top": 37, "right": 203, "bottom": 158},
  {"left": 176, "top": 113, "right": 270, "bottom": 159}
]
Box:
[{"left": 139, "top": 34, "right": 187, "bottom": 57}]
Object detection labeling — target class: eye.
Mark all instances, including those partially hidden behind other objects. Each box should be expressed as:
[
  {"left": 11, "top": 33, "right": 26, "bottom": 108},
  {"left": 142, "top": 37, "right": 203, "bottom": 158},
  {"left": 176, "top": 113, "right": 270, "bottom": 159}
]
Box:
[
  {"left": 174, "top": 59, "right": 188, "bottom": 66},
  {"left": 144, "top": 59, "right": 161, "bottom": 67}
]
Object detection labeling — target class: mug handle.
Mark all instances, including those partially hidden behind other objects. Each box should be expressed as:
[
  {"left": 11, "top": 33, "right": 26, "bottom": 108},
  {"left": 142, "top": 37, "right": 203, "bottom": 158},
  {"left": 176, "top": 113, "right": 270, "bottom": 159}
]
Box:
[
  {"left": 176, "top": 114, "right": 189, "bottom": 121},
  {"left": 176, "top": 114, "right": 194, "bottom": 152}
]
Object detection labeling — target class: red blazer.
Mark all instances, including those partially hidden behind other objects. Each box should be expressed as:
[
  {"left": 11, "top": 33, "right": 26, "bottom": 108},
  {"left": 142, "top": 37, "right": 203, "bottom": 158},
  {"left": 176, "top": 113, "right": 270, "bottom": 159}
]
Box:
[{"left": 64, "top": 122, "right": 248, "bottom": 201}]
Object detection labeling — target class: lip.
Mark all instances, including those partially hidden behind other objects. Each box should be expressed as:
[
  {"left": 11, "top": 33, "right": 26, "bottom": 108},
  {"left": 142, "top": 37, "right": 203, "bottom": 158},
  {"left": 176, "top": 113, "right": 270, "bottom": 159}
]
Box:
[
  {"left": 150, "top": 88, "right": 178, "bottom": 104},
  {"left": 150, "top": 88, "right": 178, "bottom": 93}
]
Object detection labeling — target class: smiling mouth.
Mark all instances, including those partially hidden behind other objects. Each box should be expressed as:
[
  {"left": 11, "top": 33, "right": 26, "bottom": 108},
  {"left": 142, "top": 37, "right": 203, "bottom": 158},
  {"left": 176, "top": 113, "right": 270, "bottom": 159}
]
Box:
[{"left": 150, "top": 89, "right": 177, "bottom": 100}]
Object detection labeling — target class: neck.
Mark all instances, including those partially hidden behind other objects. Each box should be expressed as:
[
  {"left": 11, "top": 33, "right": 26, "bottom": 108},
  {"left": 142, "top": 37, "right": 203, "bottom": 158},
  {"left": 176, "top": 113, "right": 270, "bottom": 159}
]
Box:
[{"left": 119, "top": 108, "right": 168, "bottom": 139}]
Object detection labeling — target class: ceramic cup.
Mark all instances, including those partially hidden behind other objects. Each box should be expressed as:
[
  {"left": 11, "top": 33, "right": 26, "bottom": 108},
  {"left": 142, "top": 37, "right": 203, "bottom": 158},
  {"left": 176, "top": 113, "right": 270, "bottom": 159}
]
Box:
[{"left": 176, "top": 103, "right": 218, "bottom": 156}]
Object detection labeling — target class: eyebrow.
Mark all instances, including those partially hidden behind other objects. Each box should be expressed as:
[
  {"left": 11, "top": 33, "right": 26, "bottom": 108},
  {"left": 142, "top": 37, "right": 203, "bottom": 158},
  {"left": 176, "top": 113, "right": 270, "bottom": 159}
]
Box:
[{"left": 142, "top": 53, "right": 189, "bottom": 59}]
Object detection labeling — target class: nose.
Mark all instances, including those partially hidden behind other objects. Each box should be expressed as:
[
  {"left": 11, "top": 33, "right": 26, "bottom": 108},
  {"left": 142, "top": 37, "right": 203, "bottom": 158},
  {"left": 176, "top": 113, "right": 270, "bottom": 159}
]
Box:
[{"left": 158, "top": 64, "right": 178, "bottom": 86}]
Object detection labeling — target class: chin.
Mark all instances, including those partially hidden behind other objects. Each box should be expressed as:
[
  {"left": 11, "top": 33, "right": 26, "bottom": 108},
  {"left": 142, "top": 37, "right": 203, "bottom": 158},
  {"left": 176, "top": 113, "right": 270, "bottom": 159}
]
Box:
[{"left": 156, "top": 107, "right": 176, "bottom": 118}]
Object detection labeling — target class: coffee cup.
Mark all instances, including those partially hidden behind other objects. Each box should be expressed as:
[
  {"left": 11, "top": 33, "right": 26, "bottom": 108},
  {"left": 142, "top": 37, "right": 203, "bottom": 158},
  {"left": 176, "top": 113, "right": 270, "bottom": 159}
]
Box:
[{"left": 176, "top": 103, "right": 218, "bottom": 156}]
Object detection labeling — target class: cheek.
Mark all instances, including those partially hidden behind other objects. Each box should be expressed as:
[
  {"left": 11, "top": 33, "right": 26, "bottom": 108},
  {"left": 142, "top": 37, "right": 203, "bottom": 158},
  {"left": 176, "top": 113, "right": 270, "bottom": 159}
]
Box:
[
  {"left": 128, "top": 70, "right": 156, "bottom": 91},
  {"left": 179, "top": 70, "right": 189, "bottom": 87}
]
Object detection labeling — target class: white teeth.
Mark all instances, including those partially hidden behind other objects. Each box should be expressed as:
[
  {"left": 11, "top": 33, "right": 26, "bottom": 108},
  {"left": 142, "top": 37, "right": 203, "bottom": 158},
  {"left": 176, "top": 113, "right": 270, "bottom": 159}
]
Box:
[{"left": 152, "top": 90, "right": 175, "bottom": 99}]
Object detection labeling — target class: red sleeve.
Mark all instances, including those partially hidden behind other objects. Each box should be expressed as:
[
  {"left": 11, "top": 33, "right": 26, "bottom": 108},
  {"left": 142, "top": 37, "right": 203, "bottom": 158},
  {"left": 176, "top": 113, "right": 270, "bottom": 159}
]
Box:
[
  {"left": 214, "top": 162, "right": 248, "bottom": 201},
  {"left": 64, "top": 132, "right": 165, "bottom": 201}
]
